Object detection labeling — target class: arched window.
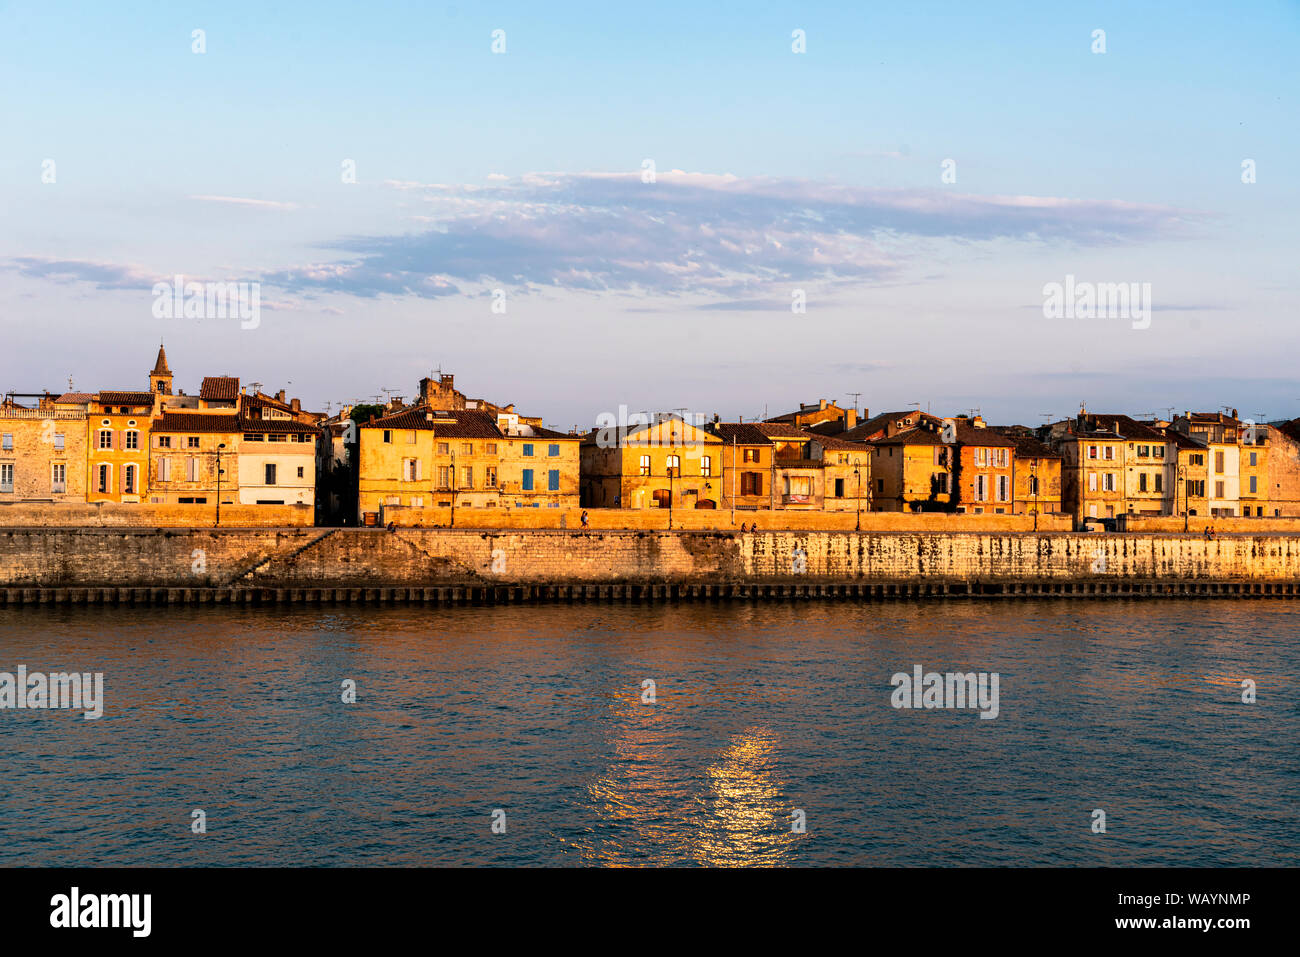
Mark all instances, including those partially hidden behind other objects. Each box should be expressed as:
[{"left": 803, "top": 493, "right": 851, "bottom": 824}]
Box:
[{"left": 666, "top": 454, "right": 681, "bottom": 476}]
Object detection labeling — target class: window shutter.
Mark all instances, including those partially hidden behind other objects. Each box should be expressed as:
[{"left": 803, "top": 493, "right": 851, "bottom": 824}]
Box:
[{"left": 416, "top": 459, "right": 423, "bottom": 481}]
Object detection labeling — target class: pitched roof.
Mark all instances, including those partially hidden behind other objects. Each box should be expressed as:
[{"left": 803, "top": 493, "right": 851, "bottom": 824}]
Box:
[
  {"left": 98, "top": 391, "right": 156, "bottom": 405},
  {"left": 841, "top": 410, "right": 939, "bottom": 442},
  {"left": 363, "top": 406, "right": 505, "bottom": 439},
  {"left": 200, "top": 376, "right": 240, "bottom": 401},
  {"left": 239, "top": 416, "right": 319, "bottom": 434},
  {"left": 812, "top": 433, "right": 873, "bottom": 452},
  {"left": 56, "top": 392, "right": 96, "bottom": 403},
  {"left": 871, "top": 426, "right": 946, "bottom": 447},
  {"left": 951, "top": 421, "right": 1018, "bottom": 447},
  {"left": 753, "top": 423, "right": 810, "bottom": 440},
  {"left": 999, "top": 432, "right": 1061, "bottom": 459},
  {"left": 709, "top": 423, "right": 773, "bottom": 446},
  {"left": 152, "top": 412, "right": 242, "bottom": 433}
]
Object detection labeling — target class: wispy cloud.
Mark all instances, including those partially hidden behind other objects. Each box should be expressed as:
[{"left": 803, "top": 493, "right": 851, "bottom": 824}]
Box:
[
  {"left": 263, "top": 170, "right": 1204, "bottom": 301},
  {"left": 2, "top": 257, "right": 156, "bottom": 290},
  {"left": 189, "top": 195, "right": 300, "bottom": 211}
]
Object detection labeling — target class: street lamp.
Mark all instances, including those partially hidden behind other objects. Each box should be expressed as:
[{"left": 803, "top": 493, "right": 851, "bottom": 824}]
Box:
[
  {"left": 1031, "top": 459, "right": 1039, "bottom": 531},
  {"left": 1178, "top": 463, "right": 1187, "bottom": 532},
  {"left": 853, "top": 457, "right": 862, "bottom": 531},
  {"left": 215, "top": 442, "right": 226, "bottom": 527},
  {"left": 668, "top": 458, "right": 675, "bottom": 531}
]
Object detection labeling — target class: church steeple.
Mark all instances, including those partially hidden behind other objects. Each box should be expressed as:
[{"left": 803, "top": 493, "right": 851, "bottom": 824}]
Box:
[{"left": 149, "top": 341, "right": 173, "bottom": 395}]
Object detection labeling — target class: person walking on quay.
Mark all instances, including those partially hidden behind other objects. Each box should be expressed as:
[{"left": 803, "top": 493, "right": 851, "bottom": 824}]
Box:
[{"left": 580, "top": 510, "right": 589, "bottom": 528}]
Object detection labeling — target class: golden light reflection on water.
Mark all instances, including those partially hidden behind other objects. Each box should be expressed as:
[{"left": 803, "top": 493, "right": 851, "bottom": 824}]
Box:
[{"left": 566, "top": 688, "right": 802, "bottom": 866}]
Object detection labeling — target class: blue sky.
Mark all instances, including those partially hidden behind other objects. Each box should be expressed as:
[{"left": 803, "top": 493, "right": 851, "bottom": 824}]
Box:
[{"left": 2, "top": 1, "right": 1297, "bottom": 428}]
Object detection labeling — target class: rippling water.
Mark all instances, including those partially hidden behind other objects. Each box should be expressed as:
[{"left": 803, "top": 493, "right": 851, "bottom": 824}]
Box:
[{"left": 0, "top": 600, "right": 1296, "bottom": 866}]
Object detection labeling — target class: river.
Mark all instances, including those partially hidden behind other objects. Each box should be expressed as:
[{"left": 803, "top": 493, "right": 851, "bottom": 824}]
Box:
[{"left": 1, "top": 599, "right": 1296, "bottom": 866}]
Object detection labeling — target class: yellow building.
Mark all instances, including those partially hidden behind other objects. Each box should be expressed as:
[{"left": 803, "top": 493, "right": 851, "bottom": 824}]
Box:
[
  {"left": 581, "top": 414, "right": 724, "bottom": 511},
  {"left": 358, "top": 404, "right": 579, "bottom": 524},
  {"left": 86, "top": 390, "right": 156, "bottom": 502},
  {"left": 0, "top": 394, "right": 88, "bottom": 504},
  {"left": 868, "top": 427, "right": 952, "bottom": 512},
  {"left": 147, "top": 412, "right": 241, "bottom": 508}
]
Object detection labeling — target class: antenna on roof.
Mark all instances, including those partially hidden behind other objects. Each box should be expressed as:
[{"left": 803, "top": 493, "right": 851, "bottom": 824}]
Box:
[
  {"left": 68, "top": 376, "right": 75, "bottom": 391},
  {"left": 846, "top": 392, "right": 863, "bottom": 414},
  {"left": 249, "top": 381, "right": 263, "bottom": 396}
]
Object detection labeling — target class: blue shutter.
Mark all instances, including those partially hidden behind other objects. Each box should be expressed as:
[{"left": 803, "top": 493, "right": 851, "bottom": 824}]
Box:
[
  {"left": 522, "top": 469, "right": 533, "bottom": 491},
  {"left": 523, "top": 443, "right": 533, "bottom": 457},
  {"left": 548, "top": 469, "right": 559, "bottom": 491}
]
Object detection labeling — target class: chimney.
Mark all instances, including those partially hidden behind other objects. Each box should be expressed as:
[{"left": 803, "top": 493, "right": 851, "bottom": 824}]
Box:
[
  {"left": 819, "top": 399, "right": 827, "bottom": 410},
  {"left": 291, "top": 398, "right": 301, "bottom": 413},
  {"left": 277, "top": 390, "right": 286, "bottom": 403},
  {"left": 845, "top": 408, "right": 858, "bottom": 430},
  {"left": 1231, "top": 408, "right": 1238, "bottom": 419}
]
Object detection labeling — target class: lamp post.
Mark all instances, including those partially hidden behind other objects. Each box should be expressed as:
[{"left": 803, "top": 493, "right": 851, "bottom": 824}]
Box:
[
  {"left": 853, "top": 457, "right": 862, "bottom": 531},
  {"left": 1031, "top": 459, "right": 1039, "bottom": 531},
  {"left": 450, "top": 449, "right": 456, "bottom": 528},
  {"left": 1179, "top": 463, "right": 1187, "bottom": 532},
  {"left": 668, "top": 458, "right": 674, "bottom": 531},
  {"left": 215, "top": 442, "right": 226, "bottom": 527}
]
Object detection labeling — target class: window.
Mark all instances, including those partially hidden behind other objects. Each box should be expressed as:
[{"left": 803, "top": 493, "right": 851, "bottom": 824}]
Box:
[
  {"left": 1088, "top": 472, "right": 1097, "bottom": 492},
  {"left": 1154, "top": 473, "right": 1163, "bottom": 493},
  {"left": 406, "top": 430, "right": 416, "bottom": 444},
  {"left": 1249, "top": 452, "right": 1257, "bottom": 467},
  {"left": 1103, "top": 473, "right": 1116, "bottom": 491},
  {"left": 186, "top": 458, "right": 199, "bottom": 482},
  {"left": 437, "top": 442, "right": 449, "bottom": 454},
  {"left": 743, "top": 448, "right": 759, "bottom": 463},
  {"left": 834, "top": 478, "right": 845, "bottom": 497},
  {"left": 741, "top": 472, "right": 763, "bottom": 496},
  {"left": 993, "top": 448, "right": 1007, "bottom": 468},
  {"left": 0, "top": 463, "right": 12, "bottom": 493},
  {"left": 437, "top": 466, "right": 451, "bottom": 489},
  {"left": 461, "top": 442, "right": 473, "bottom": 455},
  {"left": 403, "top": 458, "right": 419, "bottom": 482},
  {"left": 265, "top": 464, "right": 277, "bottom": 485},
  {"left": 1215, "top": 480, "right": 1225, "bottom": 498},
  {"left": 123, "top": 465, "right": 136, "bottom": 494},
  {"left": 51, "top": 463, "right": 66, "bottom": 493},
  {"left": 639, "top": 454, "right": 651, "bottom": 476},
  {"left": 485, "top": 466, "right": 497, "bottom": 487},
  {"left": 98, "top": 429, "right": 113, "bottom": 449},
  {"left": 548, "top": 469, "right": 559, "bottom": 491},
  {"left": 54, "top": 433, "right": 65, "bottom": 451},
  {"left": 1249, "top": 476, "right": 1258, "bottom": 494},
  {"left": 187, "top": 436, "right": 200, "bottom": 448},
  {"left": 876, "top": 478, "right": 884, "bottom": 494},
  {"left": 1028, "top": 475, "right": 1039, "bottom": 496},
  {"left": 666, "top": 454, "right": 680, "bottom": 476},
  {"left": 1153, "top": 446, "right": 1164, "bottom": 459},
  {"left": 1137, "top": 445, "right": 1149, "bottom": 457},
  {"left": 1088, "top": 445, "right": 1098, "bottom": 459},
  {"left": 1215, "top": 451, "right": 1225, "bottom": 473},
  {"left": 486, "top": 443, "right": 497, "bottom": 454},
  {"left": 125, "top": 430, "right": 139, "bottom": 450},
  {"left": 460, "top": 466, "right": 473, "bottom": 488},
  {"left": 97, "top": 464, "right": 110, "bottom": 493},
  {"left": 975, "top": 475, "right": 987, "bottom": 501},
  {"left": 157, "top": 457, "right": 171, "bottom": 481},
  {"left": 1, "top": 433, "right": 11, "bottom": 451},
  {"left": 1103, "top": 446, "right": 1115, "bottom": 461},
  {"left": 997, "top": 474, "right": 1009, "bottom": 501},
  {"left": 522, "top": 443, "right": 534, "bottom": 457},
  {"left": 1187, "top": 479, "right": 1205, "bottom": 498},
  {"left": 522, "top": 469, "right": 534, "bottom": 491},
  {"left": 1189, "top": 453, "right": 1204, "bottom": 466},
  {"left": 652, "top": 489, "right": 671, "bottom": 508},
  {"left": 701, "top": 455, "right": 711, "bottom": 477},
  {"left": 1139, "top": 473, "right": 1148, "bottom": 492},
  {"left": 548, "top": 444, "right": 560, "bottom": 457},
  {"left": 934, "top": 472, "right": 949, "bottom": 494},
  {"left": 158, "top": 435, "right": 171, "bottom": 449},
  {"left": 975, "top": 448, "right": 987, "bottom": 466},
  {"left": 297, "top": 466, "right": 305, "bottom": 479},
  {"left": 383, "top": 430, "right": 392, "bottom": 444}
]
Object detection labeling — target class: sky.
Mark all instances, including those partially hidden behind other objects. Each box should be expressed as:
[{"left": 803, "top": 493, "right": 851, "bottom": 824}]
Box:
[{"left": 2, "top": 1, "right": 1298, "bottom": 430}]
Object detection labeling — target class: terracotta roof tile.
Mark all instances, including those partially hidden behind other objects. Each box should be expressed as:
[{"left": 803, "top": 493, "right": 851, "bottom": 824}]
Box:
[{"left": 200, "top": 376, "right": 240, "bottom": 401}]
